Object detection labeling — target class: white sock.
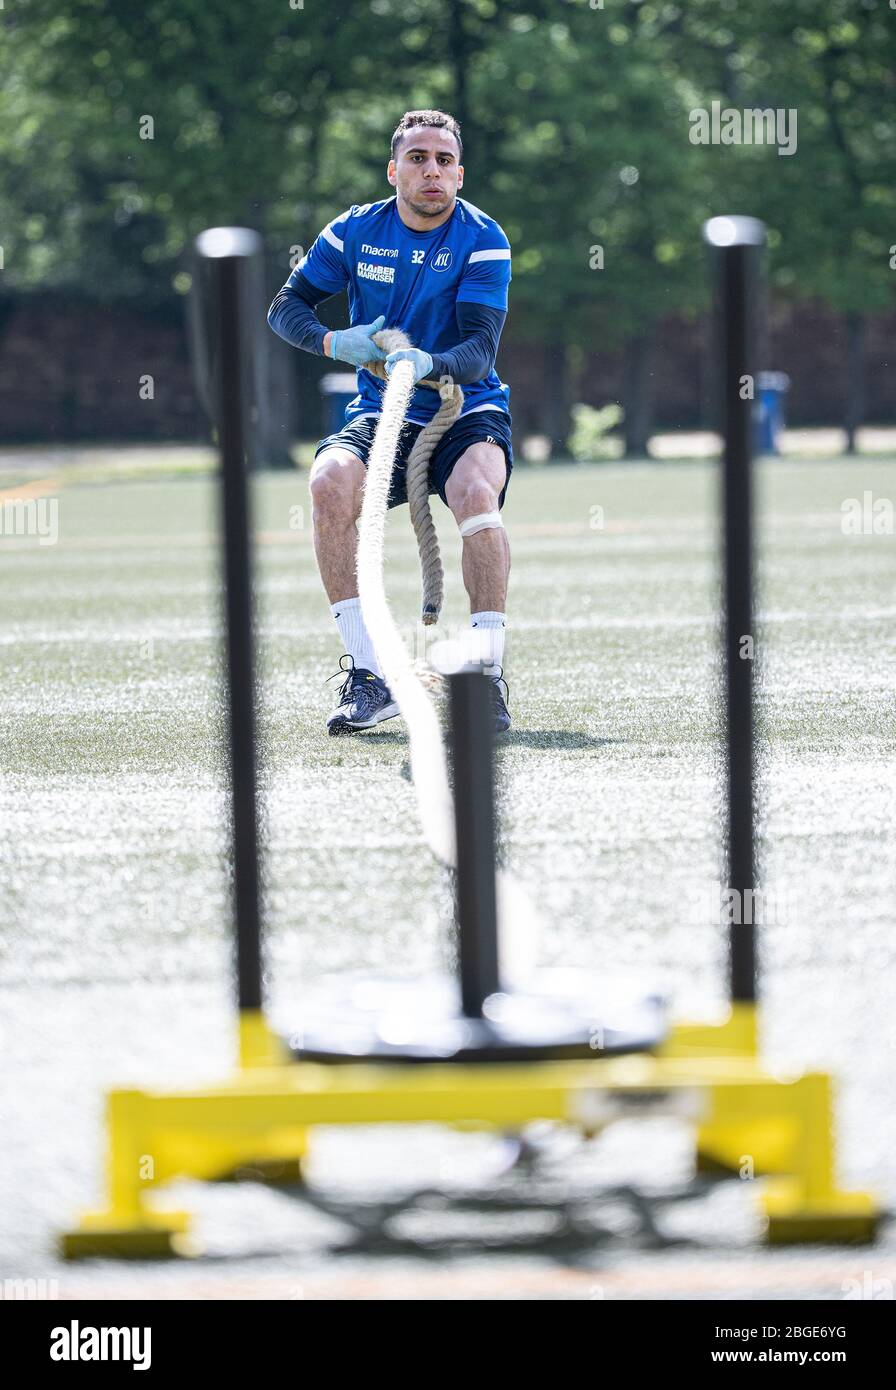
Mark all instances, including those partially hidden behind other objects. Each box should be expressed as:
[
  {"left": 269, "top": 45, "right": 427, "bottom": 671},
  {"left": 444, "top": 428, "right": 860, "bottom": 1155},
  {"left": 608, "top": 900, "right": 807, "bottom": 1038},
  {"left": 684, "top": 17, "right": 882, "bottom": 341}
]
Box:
[
  {"left": 470, "top": 611, "right": 506, "bottom": 677},
  {"left": 331, "top": 596, "right": 383, "bottom": 678}
]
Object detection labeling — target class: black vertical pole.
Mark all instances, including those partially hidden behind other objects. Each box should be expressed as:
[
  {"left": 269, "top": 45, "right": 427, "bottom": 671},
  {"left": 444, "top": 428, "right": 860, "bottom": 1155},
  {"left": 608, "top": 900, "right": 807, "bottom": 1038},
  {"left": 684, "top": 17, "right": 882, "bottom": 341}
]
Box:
[
  {"left": 448, "top": 670, "right": 501, "bottom": 1015},
  {"left": 195, "top": 227, "right": 264, "bottom": 1016},
  {"left": 703, "top": 216, "right": 765, "bottom": 1007}
]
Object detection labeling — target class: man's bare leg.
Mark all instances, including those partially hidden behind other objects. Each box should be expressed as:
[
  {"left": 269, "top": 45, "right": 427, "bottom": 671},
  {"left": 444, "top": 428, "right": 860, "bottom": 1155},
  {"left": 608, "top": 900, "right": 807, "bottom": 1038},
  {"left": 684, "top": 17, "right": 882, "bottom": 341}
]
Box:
[
  {"left": 309, "top": 448, "right": 397, "bottom": 731},
  {"left": 445, "top": 442, "right": 512, "bottom": 730},
  {"left": 444, "top": 441, "right": 511, "bottom": 615},
  {"left": 308, "top": 448, "right": 366, "bottom": 602}
]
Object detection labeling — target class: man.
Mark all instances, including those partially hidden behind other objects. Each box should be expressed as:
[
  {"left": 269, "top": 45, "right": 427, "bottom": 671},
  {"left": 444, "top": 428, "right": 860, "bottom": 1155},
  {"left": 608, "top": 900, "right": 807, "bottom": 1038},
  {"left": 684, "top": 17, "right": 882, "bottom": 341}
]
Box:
[{"left": 267, "top": 108, "right": 513, "bottom": 735}]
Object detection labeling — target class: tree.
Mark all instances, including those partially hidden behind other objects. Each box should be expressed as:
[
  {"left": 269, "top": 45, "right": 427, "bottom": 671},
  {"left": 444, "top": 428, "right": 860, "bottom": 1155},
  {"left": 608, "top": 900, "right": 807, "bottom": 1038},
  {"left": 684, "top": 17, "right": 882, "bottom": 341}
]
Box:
[
  {"left": 0, "top": 0, "right": 443, "bottom": 460},
  {"left": 2, "top": 0, "right": 893, "bottom": 455},
  {"left": 671, "top": 0, "right": 896, "bottom": 449},
  {"left": 469, "top": 3, "right": 715, "bottom": 455}
]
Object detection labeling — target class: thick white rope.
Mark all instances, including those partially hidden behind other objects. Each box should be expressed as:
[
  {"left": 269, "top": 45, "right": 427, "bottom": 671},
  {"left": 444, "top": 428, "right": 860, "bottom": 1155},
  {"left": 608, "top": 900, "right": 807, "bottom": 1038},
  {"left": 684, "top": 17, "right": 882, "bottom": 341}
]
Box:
[
  {"left": 356, "top": 354, "right": 456, "bottom": 865},
  {"left": 356, "top": 334, "right": 537, "bottom": 985}
]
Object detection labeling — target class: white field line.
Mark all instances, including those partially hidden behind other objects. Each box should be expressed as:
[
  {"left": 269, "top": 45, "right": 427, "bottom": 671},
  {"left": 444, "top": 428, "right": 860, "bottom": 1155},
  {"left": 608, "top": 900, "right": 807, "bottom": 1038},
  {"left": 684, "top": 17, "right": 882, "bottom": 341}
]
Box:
[{"left": 2, "top": 606, "right": 896, "bottom": 646}]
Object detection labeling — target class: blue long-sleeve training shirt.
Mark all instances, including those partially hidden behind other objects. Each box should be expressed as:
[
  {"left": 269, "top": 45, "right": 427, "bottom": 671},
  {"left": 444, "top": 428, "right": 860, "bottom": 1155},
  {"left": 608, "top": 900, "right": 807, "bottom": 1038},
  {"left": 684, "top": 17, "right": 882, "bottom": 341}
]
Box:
[{"left": 267, "top": 194, "right": 512, "bottom": 426}]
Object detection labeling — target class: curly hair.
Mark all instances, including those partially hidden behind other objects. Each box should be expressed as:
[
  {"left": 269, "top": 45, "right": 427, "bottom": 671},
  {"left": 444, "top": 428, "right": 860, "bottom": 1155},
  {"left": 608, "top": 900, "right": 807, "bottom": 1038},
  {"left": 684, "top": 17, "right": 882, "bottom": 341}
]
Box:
[{"left": 390, "top": 109, "right": 463, "bottom": 163}]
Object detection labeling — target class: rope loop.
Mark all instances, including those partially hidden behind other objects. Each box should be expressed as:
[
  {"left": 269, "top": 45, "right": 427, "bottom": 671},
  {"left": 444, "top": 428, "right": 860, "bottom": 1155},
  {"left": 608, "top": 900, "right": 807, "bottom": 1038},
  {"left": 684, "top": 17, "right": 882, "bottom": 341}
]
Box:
[{"left": 366, "top": 330, "right": 463, "bottom": 625}]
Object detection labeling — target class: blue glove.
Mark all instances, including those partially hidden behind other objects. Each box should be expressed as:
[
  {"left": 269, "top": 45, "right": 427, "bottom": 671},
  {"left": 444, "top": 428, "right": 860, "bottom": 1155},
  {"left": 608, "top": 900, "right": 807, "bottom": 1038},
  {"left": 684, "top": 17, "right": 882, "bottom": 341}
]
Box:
[
  {"left": 384, "top": 347, "right": 434, "bottom": 385},
  {"left": 329, "top": 315, "right": 387, "bottom": 367}
]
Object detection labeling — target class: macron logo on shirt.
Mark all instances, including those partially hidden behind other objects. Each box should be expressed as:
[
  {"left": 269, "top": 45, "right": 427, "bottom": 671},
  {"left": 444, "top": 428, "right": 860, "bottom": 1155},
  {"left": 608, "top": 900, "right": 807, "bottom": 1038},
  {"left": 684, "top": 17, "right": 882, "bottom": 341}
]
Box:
[{"left": 361, "top": 243, "right": 398, "bottom": 258}]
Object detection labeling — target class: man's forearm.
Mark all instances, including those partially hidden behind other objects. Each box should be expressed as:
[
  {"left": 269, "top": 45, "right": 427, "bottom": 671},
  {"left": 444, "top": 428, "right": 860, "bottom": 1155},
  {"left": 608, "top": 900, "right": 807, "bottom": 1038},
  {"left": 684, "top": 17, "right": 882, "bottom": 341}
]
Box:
[
  {"left": 429, "top": 303, "right": 506, "bottom": 385},
  {"left": 267, "top": 271, "right": 332, "bottom": 356},
  {"left": 429, "top": 337, "right": 492, "bottom": 385}
]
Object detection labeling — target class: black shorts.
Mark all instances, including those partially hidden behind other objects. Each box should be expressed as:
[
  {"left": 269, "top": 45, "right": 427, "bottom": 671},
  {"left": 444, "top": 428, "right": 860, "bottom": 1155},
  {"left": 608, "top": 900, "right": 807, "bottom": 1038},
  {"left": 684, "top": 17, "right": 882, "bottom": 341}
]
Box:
[{"left": 314, "top": 408, "right": 513, "bottom": 511}]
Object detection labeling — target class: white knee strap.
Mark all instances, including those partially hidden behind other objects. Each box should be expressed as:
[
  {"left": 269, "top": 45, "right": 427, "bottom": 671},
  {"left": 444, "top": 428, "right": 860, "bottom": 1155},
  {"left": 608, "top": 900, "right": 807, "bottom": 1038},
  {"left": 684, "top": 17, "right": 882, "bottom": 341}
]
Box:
[{"left": 459, "top": 511, "right": 504, "bottom": 539}]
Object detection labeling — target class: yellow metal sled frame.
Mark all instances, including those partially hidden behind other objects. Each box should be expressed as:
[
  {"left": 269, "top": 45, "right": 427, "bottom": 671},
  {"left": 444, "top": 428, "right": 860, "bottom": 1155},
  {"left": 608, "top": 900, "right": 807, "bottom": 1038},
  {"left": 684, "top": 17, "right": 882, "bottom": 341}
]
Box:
[{"left": 60, "top": 1005, "right": 878, "bottom": 1257}]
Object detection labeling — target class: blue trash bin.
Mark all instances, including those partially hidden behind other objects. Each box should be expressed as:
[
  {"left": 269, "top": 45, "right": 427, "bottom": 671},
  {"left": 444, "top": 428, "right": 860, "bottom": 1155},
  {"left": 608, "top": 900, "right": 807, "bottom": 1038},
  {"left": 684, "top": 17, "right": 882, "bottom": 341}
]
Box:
[
  {"left": 755, "top": 371, "right": 790, "bottom": 455},
  {"left": 320, "top": 372, "right": 358, "bottom": 436}
]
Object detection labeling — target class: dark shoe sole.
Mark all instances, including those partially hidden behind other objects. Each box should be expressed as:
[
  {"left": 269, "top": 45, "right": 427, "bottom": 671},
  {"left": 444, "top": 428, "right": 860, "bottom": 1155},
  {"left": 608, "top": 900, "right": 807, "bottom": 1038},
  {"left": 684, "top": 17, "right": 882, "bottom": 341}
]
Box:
[{"left": 327, "top": 701, "right": 401, "bottom": 736}]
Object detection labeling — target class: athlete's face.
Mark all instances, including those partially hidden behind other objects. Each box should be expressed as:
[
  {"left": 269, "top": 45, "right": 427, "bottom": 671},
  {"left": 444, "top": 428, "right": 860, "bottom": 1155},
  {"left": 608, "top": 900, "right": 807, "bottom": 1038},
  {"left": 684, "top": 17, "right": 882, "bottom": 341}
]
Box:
[{"left": 388, "top": 129, "right": 463, "bottom": 223}]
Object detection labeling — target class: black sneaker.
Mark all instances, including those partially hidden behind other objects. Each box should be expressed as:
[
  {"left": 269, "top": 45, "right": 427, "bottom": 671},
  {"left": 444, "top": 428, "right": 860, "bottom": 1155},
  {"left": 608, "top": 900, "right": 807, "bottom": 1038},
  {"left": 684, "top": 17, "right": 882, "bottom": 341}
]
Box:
[
  {"left": 326, "top": 654, "right": 400, "bottom": 735},
  {"left": 489, "top": 668, "right": 511, "bottom": 735}
]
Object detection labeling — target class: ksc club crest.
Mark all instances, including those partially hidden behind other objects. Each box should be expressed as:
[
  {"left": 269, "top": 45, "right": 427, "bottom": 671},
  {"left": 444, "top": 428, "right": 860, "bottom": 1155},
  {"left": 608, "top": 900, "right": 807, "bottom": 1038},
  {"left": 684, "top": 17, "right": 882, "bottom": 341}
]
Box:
[{"left": 430, "top": 246, "right": 453, "bottom": 272}]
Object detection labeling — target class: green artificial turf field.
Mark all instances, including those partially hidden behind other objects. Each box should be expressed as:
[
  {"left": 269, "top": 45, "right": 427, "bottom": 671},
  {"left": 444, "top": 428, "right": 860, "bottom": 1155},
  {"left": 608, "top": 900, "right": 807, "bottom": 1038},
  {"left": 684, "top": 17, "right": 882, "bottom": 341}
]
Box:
[{"left": 1, "top": 456, "right": 893, "bottom": 1297}]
